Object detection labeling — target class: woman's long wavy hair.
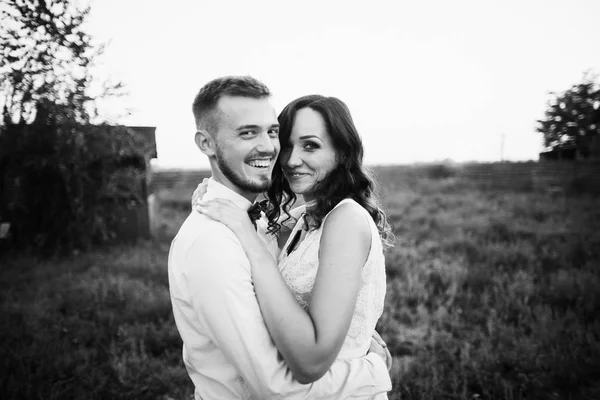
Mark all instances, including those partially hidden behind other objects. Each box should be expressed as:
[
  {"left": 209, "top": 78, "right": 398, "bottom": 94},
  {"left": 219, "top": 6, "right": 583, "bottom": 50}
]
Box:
[{"left": 265, "top": 95, "right": 394, "bottom": 249}]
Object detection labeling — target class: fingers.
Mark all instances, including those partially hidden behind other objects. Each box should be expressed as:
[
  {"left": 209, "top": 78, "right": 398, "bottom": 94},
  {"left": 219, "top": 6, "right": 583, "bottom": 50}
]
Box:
[
  {"left": 195, "top": 199, "right": 241, "bottom": 226},
  {"left": 196, "top": 199, "right": 229, "bottom": 213},
  {"left": 385, "top": 347, "right": 393, "bottom": 371},
  {"left": 368, "top": 337, "right": 383, "bottom": 354},
  {"left": 368, "top": 337, "right": 376, "bottom": 350},
  {"left": 368, "top": 338, "right": 388, "bottom": 368},
  {"left": 200, "top": 177, "right": 209, "bottom": 193},
  {"left": 198, "top": 198, "right": 235, "bottom": 207},
  {"left": 370, "top": 331, "right": 392, "bottom": 371},
  {"left": 195, "top": 199, "right": 257, "bottom": 235},
  {"left": 194, "top": 199, "right": 221, "bottom": 210},
  {"left": 371, "top": 330, "right": 387, "bottom": 348},
  {"left": 191, "top": 178, "right": 210, "bottom": 209},
  {"left": 195, "top": 202, "right": 223, "bottom": 222},
  {"left": 191, "top": 190, "right": 198, "bottom": 209}
]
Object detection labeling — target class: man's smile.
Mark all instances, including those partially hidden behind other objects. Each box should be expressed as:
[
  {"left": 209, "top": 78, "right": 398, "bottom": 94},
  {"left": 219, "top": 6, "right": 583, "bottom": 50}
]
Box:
[{"left": 247, "top": 157, "right": 274, "bottom": 169}]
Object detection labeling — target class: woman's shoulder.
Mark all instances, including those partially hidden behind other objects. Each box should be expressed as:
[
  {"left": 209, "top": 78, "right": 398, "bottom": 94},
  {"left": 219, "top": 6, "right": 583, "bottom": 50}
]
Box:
[
  {"left": 322, "top": 199, "right": 371, "bottom": 236},
  {"left": 333, "top": 197, "right": 361, "bottom": 209},
  {"left": 318, "top": 199, "right": 372, "bottom": 260},
  {"left": 328, "top": 198, "right": 369, "bottom": 219}
]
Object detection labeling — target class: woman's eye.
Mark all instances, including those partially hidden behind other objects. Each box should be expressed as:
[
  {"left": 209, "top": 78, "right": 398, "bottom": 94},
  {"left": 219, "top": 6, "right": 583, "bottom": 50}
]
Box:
[{"left": 304, "top": 142, "right": 319, "bottom": 150}]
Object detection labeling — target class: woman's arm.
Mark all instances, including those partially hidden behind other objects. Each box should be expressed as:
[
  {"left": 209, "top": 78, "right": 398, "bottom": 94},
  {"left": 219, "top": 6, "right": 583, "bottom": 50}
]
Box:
[
  {"left": 256, "top": 203, "right": 371, "bottom": 382},
  {"left": 196, "top": 199, "right": 371, "bottom": 383}
]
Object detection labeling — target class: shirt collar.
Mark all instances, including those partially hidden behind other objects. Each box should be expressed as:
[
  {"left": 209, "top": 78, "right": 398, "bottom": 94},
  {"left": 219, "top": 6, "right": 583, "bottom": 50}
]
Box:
[{"left": 204, "top": 177, "right": 254, "bottom": 211}]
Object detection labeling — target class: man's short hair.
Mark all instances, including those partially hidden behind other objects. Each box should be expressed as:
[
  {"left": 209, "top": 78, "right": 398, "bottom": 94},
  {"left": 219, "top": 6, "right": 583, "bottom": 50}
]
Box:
[{"left": 192, "top": 76, "right": 271, "bottom": 134}]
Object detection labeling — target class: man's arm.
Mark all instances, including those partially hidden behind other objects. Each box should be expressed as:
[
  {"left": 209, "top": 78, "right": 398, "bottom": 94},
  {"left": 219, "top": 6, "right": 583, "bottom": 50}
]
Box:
[{"left": 186, "top": 226, "right": 391, "bottom": 399}]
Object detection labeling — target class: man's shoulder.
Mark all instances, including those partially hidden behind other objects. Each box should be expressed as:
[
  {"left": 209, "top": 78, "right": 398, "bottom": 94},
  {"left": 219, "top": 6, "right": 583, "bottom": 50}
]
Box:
[
  {"left": 169, "top": 211, "right": 250, "bottom": 284},
  {"left": 175, "top": 211, "right": 239, "bottom": 248}
]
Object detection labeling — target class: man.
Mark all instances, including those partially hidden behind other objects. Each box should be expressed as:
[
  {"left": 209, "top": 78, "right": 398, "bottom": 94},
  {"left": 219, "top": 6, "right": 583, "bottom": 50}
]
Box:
[{"left": 168, "top": 76, "right": 392, "bottom": 399}]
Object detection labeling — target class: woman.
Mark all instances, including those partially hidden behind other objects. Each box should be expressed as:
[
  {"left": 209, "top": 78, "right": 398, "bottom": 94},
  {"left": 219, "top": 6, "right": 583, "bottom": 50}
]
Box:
[{"left": 194, "top": 95, "right": 393, "bottom": 391}]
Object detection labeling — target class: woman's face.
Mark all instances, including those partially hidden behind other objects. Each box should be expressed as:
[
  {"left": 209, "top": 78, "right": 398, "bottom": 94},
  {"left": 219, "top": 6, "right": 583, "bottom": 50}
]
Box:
[{"left": 280, "top": 107, "right": 338, "bottom": 202}]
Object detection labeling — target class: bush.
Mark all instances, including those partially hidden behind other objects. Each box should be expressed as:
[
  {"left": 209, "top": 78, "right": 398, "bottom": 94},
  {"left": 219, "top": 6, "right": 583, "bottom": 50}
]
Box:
[{"left": 427, "top": 163, "right": 458, "bottom": 180}]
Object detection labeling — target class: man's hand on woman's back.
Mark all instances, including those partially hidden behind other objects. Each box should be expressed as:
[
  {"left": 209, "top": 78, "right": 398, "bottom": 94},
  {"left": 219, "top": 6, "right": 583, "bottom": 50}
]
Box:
[{"left": 369, "top": 331, "right": 392, "bottom": 372}]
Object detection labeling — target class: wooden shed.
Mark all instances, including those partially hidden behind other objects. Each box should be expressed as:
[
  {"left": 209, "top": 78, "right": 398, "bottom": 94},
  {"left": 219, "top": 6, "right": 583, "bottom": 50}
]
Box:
[{"left": 85, "top": 125, "right": 157, "bottom": 243}]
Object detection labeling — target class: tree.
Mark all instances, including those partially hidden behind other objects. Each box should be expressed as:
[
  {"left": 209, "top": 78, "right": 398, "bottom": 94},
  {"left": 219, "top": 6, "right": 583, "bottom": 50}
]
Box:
[
  {"left": 0, "top": 0, "right": 141, "bottom": 256},
  {"left": 0, "top": 0, "right": 126, "bottom": 125},
  {"left": 537, "top": 72, "right": 600, "bottom": 154}
]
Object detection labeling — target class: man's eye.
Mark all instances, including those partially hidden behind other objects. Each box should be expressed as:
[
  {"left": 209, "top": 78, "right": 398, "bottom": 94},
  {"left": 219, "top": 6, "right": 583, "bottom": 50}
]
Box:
[
  {"left": 268, "top": 129, "right": 279, "bottom": 137},
  {"left": 240, "top": 131, "right": 255, "bottom": 137}
]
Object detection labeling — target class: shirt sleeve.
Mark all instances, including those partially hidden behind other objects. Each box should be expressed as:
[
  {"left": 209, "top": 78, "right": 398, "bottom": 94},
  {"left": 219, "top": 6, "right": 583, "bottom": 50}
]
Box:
[{"left": 185, "top": 227, "right": 391, "bottom": 399}]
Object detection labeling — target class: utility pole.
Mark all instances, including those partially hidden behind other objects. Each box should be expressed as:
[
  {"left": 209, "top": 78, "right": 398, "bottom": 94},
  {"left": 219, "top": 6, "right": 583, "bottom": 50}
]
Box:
[{"left": 500, "top": 133, "right": 505, "bottom": 162}]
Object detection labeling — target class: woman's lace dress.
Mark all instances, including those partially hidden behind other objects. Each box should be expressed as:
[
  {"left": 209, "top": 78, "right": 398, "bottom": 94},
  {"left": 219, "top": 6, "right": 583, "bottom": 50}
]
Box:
[{"left": 277, "top": 198, "right": 387, "bottom": 360}]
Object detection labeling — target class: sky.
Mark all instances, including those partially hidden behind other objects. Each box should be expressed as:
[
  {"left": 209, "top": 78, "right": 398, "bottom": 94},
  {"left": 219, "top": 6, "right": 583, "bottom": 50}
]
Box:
[{"left": 85, "top": 0, "right": 600, "bottom": 169}]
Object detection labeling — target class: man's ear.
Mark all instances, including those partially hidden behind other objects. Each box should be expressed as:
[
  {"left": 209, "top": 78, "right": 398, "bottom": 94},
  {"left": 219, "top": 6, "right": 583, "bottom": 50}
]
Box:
[{"left": 195, "top": 129, "right": 216, "bottom": 156}]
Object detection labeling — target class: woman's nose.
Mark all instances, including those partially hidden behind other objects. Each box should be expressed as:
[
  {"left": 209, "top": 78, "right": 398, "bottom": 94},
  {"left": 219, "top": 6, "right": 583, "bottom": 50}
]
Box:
[{"left": 284, "top": 147, "right": 302, "bottom": 167}]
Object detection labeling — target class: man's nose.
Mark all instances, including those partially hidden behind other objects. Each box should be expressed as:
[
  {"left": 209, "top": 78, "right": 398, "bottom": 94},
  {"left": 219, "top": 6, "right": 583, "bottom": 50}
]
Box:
[{"left": 256, "top": 132, "right": 276, "bottom": 154}]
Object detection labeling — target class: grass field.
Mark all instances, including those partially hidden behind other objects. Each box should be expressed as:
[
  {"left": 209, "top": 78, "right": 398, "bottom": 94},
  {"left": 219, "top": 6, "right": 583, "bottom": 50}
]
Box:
[{"left": 1, "top": 166, "right": 599, "bottom": 399}]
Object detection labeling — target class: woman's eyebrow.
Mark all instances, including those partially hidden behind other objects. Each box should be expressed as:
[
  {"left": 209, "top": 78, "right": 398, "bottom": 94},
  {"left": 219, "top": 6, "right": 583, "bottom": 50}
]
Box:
[{"left": 299, "top": 135, "right": 322, "bottom": 141}]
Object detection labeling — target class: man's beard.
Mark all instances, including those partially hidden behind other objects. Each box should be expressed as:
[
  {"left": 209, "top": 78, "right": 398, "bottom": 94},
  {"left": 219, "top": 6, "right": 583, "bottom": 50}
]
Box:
[{"left": 215, "top": 145, "right": 271, "bottom": 193}]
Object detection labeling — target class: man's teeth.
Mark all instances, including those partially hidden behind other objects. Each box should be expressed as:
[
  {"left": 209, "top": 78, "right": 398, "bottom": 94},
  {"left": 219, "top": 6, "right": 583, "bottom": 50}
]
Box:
[{"left": 248, "top": 159, "right": 271, "bottom": 168}]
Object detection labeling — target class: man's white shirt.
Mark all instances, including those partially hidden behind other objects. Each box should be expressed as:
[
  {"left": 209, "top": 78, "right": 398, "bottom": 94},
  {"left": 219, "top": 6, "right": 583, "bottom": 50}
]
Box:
[{"left": 168, "top": 178, "right": 392, "bottom": 399}]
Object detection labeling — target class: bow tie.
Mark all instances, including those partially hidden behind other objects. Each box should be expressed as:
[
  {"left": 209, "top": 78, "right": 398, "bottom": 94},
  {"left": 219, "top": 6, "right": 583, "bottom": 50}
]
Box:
[{"left": 247, "top": 200, "right": 268, "bottom": 229}]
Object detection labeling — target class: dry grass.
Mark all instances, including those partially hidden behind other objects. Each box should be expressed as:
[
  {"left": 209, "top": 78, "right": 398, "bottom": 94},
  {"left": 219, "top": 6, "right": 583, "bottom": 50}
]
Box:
[
  {"left": 1, "top": 168, "right": 599, "bottom": 399},
  {"left": 0, "top": 239, "right": 191, "bottom": 400},
  {"left": 377, "top": 175, "right": 600, "bottom": 400}
]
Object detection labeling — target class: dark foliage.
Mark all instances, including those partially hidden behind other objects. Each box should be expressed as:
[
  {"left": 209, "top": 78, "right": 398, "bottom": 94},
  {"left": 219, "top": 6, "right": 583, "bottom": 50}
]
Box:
[{"left": 537, "top": 71, "right": 600, "bottom": 153}]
